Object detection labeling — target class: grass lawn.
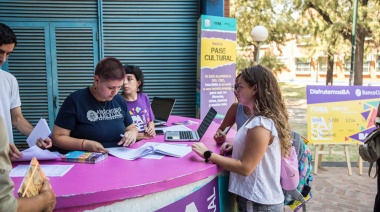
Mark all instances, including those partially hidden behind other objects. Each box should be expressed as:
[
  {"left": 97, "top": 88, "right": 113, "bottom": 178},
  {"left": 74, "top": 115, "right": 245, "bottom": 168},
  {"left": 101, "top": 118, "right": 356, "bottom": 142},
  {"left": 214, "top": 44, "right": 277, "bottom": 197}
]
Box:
[{"left": 279, "top": 82, "right": 361, "bottom": 163}]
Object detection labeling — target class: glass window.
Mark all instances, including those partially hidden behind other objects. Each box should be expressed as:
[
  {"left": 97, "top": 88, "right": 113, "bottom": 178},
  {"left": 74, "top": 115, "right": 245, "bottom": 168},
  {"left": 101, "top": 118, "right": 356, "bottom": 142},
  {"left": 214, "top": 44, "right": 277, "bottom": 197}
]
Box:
[
  {"left": 363, "top": 61, "right": 370, "bottom": 74},
  {"left": 318, "top": 57, "right": 328, "bottom": 73},
  {"left": 343, "top": 58, "right": 351, "bottom": 73},
  {"left": 295, "top": 57, "right": 310, "bottom": 72},
  {"left": 344, "top": 58, "right": 370, "bottom": 73}
]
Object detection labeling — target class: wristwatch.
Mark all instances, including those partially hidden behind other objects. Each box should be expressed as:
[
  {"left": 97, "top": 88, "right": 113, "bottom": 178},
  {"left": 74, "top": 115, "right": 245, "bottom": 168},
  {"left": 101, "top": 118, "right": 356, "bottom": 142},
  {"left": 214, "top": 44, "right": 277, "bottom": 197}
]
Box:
[{"left": 204, "top": 150, "right": 213, "bottom": 163}]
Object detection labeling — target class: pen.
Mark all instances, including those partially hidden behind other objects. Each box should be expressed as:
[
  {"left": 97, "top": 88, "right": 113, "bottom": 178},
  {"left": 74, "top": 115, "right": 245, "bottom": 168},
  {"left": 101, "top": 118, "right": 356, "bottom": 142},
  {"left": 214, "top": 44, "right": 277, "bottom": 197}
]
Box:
[{"left": 222, "top": 126, "right": 230, "bottom": 135}]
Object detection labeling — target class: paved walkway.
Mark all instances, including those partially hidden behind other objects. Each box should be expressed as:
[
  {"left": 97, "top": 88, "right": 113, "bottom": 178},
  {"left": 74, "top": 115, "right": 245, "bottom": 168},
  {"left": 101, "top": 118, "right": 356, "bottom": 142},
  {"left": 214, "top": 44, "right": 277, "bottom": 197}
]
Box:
[
  {"left": 284, "top": 166, "right": 376, "bottom": 212},
  {"left": 284, "top": 98, "right": 377, "bottom": 211}
]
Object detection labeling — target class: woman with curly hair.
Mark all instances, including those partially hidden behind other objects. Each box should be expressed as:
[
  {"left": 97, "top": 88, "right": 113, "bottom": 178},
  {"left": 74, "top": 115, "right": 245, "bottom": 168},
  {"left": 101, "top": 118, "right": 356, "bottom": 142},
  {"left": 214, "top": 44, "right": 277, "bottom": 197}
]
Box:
[{"left": 192, "top": 65, "right": 292, "bottom": 211}]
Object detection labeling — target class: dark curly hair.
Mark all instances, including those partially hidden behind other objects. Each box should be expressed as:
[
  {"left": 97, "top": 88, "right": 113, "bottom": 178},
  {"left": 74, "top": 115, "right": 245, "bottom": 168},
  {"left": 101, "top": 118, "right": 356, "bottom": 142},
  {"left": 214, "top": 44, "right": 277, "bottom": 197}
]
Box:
[{"left": 0, "top": 23, "right": 17, "bottom": 46}]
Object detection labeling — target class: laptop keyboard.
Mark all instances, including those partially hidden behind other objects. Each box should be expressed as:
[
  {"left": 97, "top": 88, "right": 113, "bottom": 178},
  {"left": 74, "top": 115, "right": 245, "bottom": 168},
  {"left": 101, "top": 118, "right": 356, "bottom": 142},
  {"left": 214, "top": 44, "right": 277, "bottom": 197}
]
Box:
[{"left": 179, "top": 131, "right": 193, "bottom": 139}]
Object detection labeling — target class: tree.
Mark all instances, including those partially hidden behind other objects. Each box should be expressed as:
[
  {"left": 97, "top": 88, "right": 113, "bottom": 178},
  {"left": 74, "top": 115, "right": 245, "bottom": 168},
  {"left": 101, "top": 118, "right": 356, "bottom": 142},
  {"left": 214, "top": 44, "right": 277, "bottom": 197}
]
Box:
[
  {"left": 294, "top": 0, "right": 380, "bottom": 85},
  {"left": 297, "top": 9, "right": 350, "bottom": 85},
  {"left": 231, "top": 0, "right": 299, "bottom": 67}
]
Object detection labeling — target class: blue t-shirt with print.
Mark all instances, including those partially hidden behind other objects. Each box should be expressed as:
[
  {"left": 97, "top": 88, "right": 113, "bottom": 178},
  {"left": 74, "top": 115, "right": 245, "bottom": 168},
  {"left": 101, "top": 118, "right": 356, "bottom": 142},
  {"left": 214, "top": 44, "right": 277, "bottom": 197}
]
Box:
[{"left": 55, "top": 88, "right": 133, "bottom": 148}]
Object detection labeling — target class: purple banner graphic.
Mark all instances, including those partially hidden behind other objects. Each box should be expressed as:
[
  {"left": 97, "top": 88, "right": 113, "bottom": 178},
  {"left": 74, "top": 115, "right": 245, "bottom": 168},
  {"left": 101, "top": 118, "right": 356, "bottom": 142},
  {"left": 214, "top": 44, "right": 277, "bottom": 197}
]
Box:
[
  {"left": 157, "top": 178, "right": 219, "bottom": 212},
  {"left": 307, "top": 85, "right": 380, "bottom": 143},
  {"left": 307, "top": 85, "right": 380, "bottom": 104}
]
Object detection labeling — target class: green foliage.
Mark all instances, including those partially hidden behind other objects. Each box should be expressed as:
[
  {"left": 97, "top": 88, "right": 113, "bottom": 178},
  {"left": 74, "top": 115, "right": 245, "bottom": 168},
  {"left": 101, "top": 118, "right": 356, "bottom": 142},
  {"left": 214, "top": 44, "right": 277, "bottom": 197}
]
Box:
[
  {"left": 294, "top": 0, "right": 380, "bottom": 85},
  {"left": 260, "top": 49, "right": 287, "bottom": 73},
  {"left": 231, "top": 0, "right": 299, "bottom": 47},
  {"left": 236, "top": 55, "right": 252, "bottom": 73}
]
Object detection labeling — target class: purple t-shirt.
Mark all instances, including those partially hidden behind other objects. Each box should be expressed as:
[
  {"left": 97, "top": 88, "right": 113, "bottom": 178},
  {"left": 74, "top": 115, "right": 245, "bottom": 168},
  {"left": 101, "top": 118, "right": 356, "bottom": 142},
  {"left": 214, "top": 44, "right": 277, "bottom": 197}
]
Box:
[{"left": 125, "top": 93, "right": 155, "bottom": 132}]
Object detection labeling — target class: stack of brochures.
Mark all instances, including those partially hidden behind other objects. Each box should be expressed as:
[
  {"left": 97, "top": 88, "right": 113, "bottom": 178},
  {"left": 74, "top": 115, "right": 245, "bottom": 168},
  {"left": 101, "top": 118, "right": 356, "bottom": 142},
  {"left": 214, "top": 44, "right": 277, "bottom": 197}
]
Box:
[{"left": 61, "top": 151, "right": 108, "bottom": 164}]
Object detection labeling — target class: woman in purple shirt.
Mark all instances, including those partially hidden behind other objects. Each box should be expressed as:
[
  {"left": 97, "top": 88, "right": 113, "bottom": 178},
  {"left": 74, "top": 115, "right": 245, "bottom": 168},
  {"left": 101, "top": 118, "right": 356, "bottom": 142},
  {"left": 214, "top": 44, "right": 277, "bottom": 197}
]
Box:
[{"left": 121, "top": 65, "right": 156, "bottom": 139}]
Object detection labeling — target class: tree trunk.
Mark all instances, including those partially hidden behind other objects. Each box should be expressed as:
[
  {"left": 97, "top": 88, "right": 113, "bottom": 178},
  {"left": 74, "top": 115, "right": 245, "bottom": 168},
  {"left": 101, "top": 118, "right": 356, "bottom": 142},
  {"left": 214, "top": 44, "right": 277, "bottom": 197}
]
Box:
[
  {"left": 354, "top": 27, "right": 365, "bottom": 85},
  {"left": 326, "top": 53, "right": 334, "bottom": 85}
]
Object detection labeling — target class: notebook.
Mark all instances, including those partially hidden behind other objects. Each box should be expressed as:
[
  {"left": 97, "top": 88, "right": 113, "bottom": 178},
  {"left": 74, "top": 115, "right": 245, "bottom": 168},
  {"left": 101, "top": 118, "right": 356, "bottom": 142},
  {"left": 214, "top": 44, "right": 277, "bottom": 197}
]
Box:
[
  {"left": 151, "top": 97, "right": 176, "bottom": 126},
  {"left": 165, "top": 107, "right": 217, "bottom": 142}
]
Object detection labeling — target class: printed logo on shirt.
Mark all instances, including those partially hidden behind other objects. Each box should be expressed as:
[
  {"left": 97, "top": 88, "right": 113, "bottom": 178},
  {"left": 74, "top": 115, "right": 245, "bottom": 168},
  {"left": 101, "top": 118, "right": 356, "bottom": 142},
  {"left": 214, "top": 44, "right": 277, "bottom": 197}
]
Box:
[{"left": 86, "top": 108, "right": 123, "bottom": 122}]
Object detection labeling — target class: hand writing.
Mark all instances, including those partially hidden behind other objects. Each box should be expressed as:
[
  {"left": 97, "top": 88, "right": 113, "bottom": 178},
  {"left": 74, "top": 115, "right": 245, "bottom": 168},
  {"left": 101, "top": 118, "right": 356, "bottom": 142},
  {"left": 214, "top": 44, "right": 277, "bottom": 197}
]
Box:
[
  {"left": 118, "top": 131, "right": 137, "bottom": 146},
  {"left": 213, "top": 129, "right": 226, "bottom": 144}
]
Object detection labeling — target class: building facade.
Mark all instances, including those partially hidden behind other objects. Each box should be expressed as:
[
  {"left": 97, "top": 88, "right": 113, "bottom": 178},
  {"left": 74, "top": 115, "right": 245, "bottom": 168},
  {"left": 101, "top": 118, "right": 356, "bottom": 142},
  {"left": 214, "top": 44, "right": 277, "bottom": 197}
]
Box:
[{"left": 0, "top": 0, "right": 228, "bottom": 145}]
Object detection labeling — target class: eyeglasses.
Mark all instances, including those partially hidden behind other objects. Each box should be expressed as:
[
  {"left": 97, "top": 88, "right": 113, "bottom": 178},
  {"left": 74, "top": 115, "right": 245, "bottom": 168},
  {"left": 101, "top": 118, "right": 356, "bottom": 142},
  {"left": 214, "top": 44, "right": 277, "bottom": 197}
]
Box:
[{"left": 231, "top": 84, "right": 244, "bottom": 91}]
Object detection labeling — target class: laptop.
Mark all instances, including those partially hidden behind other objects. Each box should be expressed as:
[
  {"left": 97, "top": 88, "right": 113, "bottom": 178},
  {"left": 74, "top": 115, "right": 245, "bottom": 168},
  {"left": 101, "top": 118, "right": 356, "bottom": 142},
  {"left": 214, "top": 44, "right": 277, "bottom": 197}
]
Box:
[
  {"left": 151, "top": 97, "right": 176, "bottom": 126},
  {"left": 165, "top": 107, "right": 217, "bottom": 142}
]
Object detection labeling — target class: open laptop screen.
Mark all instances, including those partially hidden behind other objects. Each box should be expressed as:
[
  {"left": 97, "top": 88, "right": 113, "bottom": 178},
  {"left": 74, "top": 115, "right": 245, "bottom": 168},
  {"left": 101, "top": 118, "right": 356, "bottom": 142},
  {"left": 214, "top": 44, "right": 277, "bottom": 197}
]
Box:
[
  {"left": 197, "top": 107, "right": 217, "bottom": 139},
  {"left": 151, "top": 97, "right": 176, "bottom": 122}
]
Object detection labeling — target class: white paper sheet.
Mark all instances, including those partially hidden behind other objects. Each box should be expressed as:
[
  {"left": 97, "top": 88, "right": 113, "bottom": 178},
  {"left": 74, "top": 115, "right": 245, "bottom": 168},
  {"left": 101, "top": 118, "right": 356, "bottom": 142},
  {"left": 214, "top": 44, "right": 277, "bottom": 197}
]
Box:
[
  {"left": 14, "top": 146, "right": 60, "bottom": 161},
  {"left": 155, "top": 125, "right": 192, "bottom": 132},
  {"left": 10, "top": 164, "right": 74, "bottom": 177},
  {"left": 26, "top": 118, "right": 51, "bottom": 147},
  {"left": 154, "top": 143, "right": 192, "bottom": 158},
  {"left": 107, "top": 142, "right": 191, "bottom": 160},
  {"left": 107, "top": 145, "right": 154, "bottom": 160}
]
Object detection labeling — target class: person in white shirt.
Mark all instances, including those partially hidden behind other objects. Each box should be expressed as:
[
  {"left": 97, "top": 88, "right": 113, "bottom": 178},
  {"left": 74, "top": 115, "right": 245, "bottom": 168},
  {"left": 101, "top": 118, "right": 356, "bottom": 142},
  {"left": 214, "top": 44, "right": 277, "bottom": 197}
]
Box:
[
  {"left": 0, "top": 23, "right": 52, "bottom": 160},
  {"left": 192, "top": 65, "right": 292, "bottom": 211}
]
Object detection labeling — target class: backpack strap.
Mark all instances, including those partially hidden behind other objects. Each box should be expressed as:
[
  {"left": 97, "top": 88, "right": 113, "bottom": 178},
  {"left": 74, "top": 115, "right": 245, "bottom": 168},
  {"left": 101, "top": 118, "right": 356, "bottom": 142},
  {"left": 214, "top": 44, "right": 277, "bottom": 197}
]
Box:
[{"left": 368, "top": 161, "right": 378, "bottom": 179}]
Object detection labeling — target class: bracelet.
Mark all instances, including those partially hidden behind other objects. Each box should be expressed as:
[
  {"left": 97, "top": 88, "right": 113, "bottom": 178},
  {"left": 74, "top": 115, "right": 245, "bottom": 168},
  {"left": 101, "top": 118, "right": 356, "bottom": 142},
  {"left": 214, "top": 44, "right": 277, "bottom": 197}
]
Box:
[{"left": 81, "top": 139, "right": 86, "bottom": 150}]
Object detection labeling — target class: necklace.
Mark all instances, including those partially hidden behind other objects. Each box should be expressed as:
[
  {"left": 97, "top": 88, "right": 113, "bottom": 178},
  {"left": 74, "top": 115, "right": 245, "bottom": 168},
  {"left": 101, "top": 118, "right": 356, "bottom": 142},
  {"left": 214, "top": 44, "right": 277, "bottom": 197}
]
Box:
[{"left": 96, "top": 100, "right": 108, "bottom": 110}]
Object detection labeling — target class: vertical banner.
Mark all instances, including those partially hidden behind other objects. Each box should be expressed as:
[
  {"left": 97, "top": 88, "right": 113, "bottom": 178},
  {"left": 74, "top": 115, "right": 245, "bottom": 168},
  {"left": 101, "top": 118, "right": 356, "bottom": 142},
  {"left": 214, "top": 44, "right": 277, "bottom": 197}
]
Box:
[
  {"left": 307, "top": 85, "right": 380, "bottom": 144},
  {"left": 196, "top": 15, "right": 237, "bottom": 121}
]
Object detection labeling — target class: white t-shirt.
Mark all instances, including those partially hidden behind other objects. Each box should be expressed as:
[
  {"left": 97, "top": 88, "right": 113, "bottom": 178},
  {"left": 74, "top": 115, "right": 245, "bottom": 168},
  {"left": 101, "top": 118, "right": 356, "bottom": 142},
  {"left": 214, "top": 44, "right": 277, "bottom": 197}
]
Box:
[
  {"left": 0, "top": 69, "right": 21, "bottom": 143},
  {"left": 229, "top": 116, "right": 284, "bottom": 204}
]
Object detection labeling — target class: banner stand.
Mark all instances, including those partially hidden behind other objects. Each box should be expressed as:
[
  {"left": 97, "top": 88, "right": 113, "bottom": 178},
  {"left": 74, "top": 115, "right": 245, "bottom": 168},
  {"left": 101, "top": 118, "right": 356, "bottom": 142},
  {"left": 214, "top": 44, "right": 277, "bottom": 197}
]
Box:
[{"left": 313, "top": 143, "right": 354, "bottom": 176}]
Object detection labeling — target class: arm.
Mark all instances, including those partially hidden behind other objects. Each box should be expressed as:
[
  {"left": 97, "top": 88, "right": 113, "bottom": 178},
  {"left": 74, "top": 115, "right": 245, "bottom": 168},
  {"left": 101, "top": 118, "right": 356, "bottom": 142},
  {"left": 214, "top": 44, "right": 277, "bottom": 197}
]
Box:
[
  {"left": 52, "top": 125, "right": 108, "bottom": 153},
  {"left": 145, "top": 121, "right": 156, "bottom": 137},
  {"left": 10, "top": 107, "right": 33, "bottom": 136},
  {"left": 194, "top": 126, "right": 270, "bottom": 176},
  {"left": 17, "top": 179, "right": 56, "bottom": 212},
  {"left": 10, "top": 107, "right": 52, "bottom": 149},
  {"left": 144, "top": 94, "right": 155, "bottom": 137},
  {"left": 0, "top": 116, "right": 56, "bottom": 212},
  {"left": 214, "top": 103, "right": 238, "bottom": 144}
]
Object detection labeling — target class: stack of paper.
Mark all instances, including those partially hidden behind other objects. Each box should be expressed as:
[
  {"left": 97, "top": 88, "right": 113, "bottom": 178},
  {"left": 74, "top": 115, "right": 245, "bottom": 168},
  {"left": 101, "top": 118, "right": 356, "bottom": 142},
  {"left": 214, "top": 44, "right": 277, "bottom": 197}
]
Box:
[
  {"left": 26, "top": 118, "right": 51, "bottom": 147},
  {"left": 107, "top": 142, "right": 192, "bottom": 160}
]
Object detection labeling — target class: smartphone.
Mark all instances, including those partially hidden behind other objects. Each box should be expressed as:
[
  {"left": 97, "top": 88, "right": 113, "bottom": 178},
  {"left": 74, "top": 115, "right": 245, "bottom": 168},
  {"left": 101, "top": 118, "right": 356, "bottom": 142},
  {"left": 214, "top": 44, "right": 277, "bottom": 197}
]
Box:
[{"left": 155, "top": 130, "right": 164, "bottom": 135}]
